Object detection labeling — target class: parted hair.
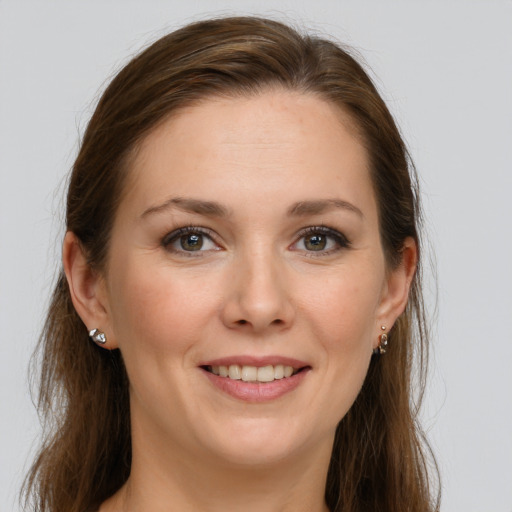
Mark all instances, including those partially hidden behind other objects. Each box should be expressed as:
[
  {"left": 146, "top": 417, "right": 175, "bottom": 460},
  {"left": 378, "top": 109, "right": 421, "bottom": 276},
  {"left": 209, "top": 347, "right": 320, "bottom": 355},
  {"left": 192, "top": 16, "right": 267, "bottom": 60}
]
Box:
[{"left": 23, "top": 16, "right": 439, "bottom": 512}]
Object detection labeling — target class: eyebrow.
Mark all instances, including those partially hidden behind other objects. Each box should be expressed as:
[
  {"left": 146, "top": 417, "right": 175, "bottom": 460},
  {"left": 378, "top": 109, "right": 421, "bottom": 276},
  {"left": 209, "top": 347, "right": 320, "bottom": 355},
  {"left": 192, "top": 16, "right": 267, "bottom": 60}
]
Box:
[
  {"left": 287, "top": 199, "right": 364, "bottom": 218},
  {"left": 141, "top": 196, "right": 363, "bottom": 219},
  {"left": 141, "top": 197, "right": 230, "bottom": 219}
]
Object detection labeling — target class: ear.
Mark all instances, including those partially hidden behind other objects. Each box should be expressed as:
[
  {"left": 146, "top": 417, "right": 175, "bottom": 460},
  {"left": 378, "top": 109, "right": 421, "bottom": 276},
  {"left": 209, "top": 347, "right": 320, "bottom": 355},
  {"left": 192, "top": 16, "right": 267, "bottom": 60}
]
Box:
[
  {"left": 375, "top": 237, "right": 417, "bottom": 344},
  {"left": 62, "top": 231, "right": 117, "bottom": 349}
]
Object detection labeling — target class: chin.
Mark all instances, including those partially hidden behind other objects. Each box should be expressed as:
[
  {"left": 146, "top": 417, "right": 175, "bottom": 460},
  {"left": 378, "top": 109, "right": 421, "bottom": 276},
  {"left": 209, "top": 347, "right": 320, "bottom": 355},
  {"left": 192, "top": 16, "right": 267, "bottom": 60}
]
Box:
[{"left": 195, "top": 415, "right": 324, "bottom": 468}]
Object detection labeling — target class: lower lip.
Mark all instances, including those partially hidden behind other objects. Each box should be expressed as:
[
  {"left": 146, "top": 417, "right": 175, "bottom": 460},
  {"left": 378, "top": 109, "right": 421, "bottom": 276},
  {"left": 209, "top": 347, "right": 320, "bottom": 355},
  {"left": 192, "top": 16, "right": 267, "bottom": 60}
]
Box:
[{"left": 201, "top": 368, "right": 310, "bottom": 402}]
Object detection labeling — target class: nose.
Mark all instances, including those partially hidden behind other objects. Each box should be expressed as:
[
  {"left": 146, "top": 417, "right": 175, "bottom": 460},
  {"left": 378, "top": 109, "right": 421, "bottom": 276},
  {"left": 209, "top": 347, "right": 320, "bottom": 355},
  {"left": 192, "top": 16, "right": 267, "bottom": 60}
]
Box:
[{"left": 220, "top": 248, "right": 295, "bottom": 333}]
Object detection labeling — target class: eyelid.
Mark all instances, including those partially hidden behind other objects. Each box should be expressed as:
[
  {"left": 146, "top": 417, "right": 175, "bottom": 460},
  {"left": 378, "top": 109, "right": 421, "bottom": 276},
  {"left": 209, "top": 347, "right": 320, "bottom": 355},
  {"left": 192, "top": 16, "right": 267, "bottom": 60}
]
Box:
[
  {"left": 291, "top": 226, "right": 351, "bottom": 254},
  {"left": 161, "top": 224, "right": 350, "bottom": 257},
  {"left": 161, "top": 226, "right": 221, "bottom": 255}
]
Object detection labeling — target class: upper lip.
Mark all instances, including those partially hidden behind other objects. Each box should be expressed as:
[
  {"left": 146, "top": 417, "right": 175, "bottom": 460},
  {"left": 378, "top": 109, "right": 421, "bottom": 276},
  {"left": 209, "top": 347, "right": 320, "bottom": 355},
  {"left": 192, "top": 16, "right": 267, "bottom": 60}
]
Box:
[{"left": 199, "top": 355, "right": 310, "bottom": 368}]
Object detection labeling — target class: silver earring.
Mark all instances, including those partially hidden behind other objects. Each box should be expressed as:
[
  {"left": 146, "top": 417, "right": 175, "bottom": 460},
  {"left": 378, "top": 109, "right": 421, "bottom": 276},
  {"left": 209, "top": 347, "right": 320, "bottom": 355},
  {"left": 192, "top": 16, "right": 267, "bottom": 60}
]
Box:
[
  {"left": 89, "top": 328, "right": 107, "bottom": 345},
  {"left": 373, "top": 326, "right": 388, "bottom": 355}
]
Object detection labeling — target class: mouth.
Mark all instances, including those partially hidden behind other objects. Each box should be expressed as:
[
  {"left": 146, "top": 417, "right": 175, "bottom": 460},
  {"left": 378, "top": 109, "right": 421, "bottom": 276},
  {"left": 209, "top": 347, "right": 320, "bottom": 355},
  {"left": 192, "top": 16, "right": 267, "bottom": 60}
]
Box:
[
  {"left": 202, "top": 364, "right": 308, "bottom": 383},
  {"left": 199, "top": 357, "right": 311, "bottom": 401}
]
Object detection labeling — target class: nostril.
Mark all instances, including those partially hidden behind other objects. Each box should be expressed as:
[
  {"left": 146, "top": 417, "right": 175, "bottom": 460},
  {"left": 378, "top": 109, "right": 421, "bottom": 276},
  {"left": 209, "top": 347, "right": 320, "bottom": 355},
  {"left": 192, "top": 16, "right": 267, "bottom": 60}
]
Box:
[{"left": 237, "top": 319, "right": 248, "bottom": 325}]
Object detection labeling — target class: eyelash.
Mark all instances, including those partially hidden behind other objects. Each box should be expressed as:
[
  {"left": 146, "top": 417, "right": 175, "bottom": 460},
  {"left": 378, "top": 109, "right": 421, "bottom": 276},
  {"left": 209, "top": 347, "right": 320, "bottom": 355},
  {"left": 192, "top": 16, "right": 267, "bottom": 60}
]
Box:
[
  {"left": 161, "top": 226, "right": 219, "bottom": 257},
  {"left": 161, "top": 225, "right": 351, "bottom": 257},
  {"left": 293, "top": 226, "right": 351, "bottom": 256}
]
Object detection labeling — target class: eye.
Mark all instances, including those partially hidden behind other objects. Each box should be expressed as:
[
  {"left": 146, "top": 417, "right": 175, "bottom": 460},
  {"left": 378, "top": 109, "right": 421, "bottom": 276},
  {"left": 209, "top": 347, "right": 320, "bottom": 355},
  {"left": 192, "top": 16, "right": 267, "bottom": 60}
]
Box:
[
  {"left": 302, "top": 233, "right": 330, "bottom": 251},
  {"left": 292, "top": 227, "right": 350, "bottom": 254},
  {"left": 162, "top": 227, "right": 219, "bottom": 255}
]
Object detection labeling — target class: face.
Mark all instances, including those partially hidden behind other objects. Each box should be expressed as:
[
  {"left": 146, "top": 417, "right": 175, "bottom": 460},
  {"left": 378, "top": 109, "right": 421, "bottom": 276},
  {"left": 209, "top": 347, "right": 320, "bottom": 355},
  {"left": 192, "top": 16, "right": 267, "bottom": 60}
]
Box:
[{"left": 98, "top": 90, "right": 405, "bottom": 467}]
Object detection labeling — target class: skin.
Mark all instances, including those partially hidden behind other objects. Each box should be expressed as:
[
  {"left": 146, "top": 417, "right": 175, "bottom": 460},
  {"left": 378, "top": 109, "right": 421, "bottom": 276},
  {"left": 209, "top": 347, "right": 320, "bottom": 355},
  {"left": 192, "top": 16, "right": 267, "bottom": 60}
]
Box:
[{"left": 64, "top": 90, "right": 416, "bottom": 512}]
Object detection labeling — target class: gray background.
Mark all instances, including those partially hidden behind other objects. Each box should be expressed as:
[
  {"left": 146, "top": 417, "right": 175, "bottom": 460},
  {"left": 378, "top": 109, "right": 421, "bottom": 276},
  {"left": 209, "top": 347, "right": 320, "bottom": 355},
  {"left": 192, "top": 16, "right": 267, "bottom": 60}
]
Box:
[{"left": 1, "top": 1, "right": 511, "bottom": 510}]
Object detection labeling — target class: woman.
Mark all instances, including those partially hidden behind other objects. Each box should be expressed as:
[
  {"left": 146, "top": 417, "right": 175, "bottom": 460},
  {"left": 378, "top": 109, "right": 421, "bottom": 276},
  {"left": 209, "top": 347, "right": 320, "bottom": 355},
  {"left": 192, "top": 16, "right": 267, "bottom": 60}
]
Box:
[{"left": 24, "top": 16, "right": 439, "bottom": 512}]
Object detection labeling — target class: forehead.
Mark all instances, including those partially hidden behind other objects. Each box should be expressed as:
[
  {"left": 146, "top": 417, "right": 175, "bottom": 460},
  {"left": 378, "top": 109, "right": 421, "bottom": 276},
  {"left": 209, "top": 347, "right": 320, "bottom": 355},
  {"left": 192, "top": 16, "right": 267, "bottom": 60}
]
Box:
[{"left": 122, "top": 90, "right": 374, "bottom": 218}]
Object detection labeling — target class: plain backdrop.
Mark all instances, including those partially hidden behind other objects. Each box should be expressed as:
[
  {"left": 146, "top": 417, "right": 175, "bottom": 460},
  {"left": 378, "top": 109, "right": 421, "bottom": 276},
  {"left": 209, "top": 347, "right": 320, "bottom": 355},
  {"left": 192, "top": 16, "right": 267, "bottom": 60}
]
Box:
[{"left": 1, "top": 1, "right": 511, "bottom": 511}]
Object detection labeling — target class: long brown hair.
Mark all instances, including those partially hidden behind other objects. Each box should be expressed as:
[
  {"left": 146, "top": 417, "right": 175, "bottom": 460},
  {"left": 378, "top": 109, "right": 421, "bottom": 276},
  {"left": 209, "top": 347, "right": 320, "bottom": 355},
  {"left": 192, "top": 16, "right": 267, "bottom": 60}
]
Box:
[{"left": 23, "top": 16, "right": 439, "bottom": 512}]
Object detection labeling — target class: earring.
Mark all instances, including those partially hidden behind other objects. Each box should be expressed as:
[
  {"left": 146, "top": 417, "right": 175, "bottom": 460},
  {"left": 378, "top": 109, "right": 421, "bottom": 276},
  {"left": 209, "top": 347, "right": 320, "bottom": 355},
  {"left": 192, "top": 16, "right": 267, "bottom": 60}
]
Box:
[
  {"left": 88, "top": 328, "right": 107, "bottom": 345},
  {"left": 373, "top": 326, "right": 388, "bottom": 355}
]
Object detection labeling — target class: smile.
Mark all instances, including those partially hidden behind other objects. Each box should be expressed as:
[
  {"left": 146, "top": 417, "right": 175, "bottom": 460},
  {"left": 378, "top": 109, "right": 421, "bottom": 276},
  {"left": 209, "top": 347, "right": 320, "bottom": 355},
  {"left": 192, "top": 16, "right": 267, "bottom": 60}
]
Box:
[
  {"left": 200, "top": 356, "right": 311, "bottom": 402},
  {"left": 205, "top": 364, "right": 299, "bottom": 383},
  {"left": 201, "top": 360, "right": 311, "bottom": 402}
]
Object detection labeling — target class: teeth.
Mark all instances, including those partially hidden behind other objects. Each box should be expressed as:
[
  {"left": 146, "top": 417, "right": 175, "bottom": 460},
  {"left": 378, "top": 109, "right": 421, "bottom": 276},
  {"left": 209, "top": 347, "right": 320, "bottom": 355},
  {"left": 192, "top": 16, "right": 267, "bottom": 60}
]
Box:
[
  {"left": 241, "top": 366, "right": 257, "bottom": 382},
  {"left": 257, "top": 365, "right": 274, "bottom": 382},
  {"left": 228, "top": 364, "right": 242, "bottom": 380},
  {"left": 210, "top": 364, "right": 297, "bottom": 382}
]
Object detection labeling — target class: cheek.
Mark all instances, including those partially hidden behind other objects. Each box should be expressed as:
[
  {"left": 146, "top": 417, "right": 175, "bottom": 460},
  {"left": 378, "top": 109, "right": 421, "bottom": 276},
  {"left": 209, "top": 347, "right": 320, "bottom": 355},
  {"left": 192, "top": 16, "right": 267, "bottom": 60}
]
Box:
[
  {"left": 299, "top": 266, "right": 383, "bottom": 352},
  {"left": 296, "top": 264, "right": 384, "bottom": 420},
  {"left": 107, "top": 260, "right": 219, "bottom": 358}
]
